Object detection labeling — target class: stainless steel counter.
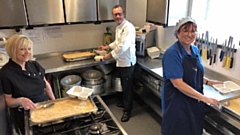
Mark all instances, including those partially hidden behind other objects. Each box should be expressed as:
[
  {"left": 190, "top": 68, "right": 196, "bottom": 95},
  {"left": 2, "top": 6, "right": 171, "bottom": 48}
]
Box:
[
  {"left": 35, "top": 53, "right": 115, "bottom": 74},
  {"left": 35, "top": 52, "right": 240, "bottom": 134},
  {"left": 136, "top": 56, "right": 240, "bottom": 134}
]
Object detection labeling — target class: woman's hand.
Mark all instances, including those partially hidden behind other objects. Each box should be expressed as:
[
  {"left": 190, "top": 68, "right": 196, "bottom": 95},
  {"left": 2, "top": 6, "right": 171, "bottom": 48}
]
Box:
[
  {"left": 20, "top": 97, "right": 36, "bottom": 110},
  {"left": 201, "top": 96, "right": 219, "bottom": 106}
]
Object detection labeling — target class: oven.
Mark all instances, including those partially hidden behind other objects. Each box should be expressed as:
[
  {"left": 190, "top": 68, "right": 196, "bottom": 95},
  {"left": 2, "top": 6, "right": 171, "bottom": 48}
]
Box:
[
  {"left": 135, "top": 29, "right": 156, "bottom": 56},
  {"left": 24, "top": 95, "right": 127, "bottom": 135}
]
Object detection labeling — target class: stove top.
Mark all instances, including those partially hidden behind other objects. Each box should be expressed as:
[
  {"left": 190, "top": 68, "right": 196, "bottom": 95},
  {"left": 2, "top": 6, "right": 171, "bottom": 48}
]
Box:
[{"left": 25, "top": 96, "right": 127, "bottom": 135}]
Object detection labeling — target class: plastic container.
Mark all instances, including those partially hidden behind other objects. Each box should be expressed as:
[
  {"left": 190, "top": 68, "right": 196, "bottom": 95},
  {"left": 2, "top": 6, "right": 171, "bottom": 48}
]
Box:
[
  {"left": 66, "top": 86, "right": 94, "bottom": 100},
  {"left": 213, "top": 81, "right": 240, "bottom": 94}
]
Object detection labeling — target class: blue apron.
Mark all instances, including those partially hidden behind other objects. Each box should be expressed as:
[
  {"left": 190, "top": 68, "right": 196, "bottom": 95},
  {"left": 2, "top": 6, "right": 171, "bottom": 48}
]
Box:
[{"left": 161, "top": 42, "right": 205, "bottom": 135}]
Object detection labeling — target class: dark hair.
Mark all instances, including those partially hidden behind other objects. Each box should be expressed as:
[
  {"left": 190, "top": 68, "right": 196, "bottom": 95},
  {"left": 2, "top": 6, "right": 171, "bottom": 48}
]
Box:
[{"left": 112, "top": 5, "right": 125, "bottom": 13}]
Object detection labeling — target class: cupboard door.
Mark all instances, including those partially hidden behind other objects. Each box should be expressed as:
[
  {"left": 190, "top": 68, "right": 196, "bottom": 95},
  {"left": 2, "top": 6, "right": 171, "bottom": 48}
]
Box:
[
  {"left": 25, "top": 0, "right": 65, "bottom": 25},
  {"left": 65, "top": 0, "right": 97, "bottom": 23},
  {"left": 147, "top": 0, "right": 189, "bottom": 27},
  {"left": 98, "top": 0, "right": 119, "bottom": 21},
  {"left": 0, "top": 0, "right": 28, "bottom": 28}
]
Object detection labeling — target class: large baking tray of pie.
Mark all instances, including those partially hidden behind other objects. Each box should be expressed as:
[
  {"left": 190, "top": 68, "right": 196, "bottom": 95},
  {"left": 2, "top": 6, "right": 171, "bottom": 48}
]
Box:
[
  {"left": 29, "top": 97, "right": 98, "bottom": 126},
  {"left": 62, "top": 51, "right": 96, "bottom": 62},
  {"left": 221, "top": 97, "right": 240, "bottom": 120}
]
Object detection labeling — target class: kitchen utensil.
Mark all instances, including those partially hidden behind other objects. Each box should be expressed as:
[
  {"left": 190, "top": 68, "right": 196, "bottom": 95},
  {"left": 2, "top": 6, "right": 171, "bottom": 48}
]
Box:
[
  {"left": 202, "top": 31, "right": 208, "bottom": 60},
  {"left": 222, "top": 36, "right": 233, "bottom": 67},
  {"left": 41, "top": 103, "right": 54, "bottom": 109},
  {"left": 212, "top": 39, "right": 218, "bottom": 64},
  {"left": 82, "top": 79, "right": 105, "bottom": 95},
  {"left": 60, "top": 75, "right": 82, "bottom": 90},
  {"left": 82, "top": 69, "right": 103, "bottom": 81},
  {"left": 112, "top": 76, "right": 122, "bottom": 92},
  {"left": 62, "top": 51, "right": 96, "bottom": 62},
  {"left": 207, "top": 37, "right": 212, "bottom": 60},
  {"left": 95, "top": 64, "right": 113, "bottom": 75},
  {"left": 66, "top": 86, "right": 94, "bottom": 100},
  {"left": 219, "top": 40, "right": 227, "bottom": 62},
  {"left": 30, "top": 97, "right": 98, "bottom": 125},
  {"left": 230, "top": 44, "right": 235, "bottom": 68}
]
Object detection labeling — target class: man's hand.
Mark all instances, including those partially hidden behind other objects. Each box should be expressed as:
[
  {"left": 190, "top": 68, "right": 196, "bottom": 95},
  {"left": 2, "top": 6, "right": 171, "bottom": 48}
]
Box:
[{"left": 98, "top": 45, "right": 109, "bottom": 51}]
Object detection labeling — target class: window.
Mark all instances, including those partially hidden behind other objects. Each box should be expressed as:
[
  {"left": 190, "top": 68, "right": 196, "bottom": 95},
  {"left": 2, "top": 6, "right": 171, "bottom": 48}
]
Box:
[{"left": 191, "top": 0, "right": 240, "bottom": 46}]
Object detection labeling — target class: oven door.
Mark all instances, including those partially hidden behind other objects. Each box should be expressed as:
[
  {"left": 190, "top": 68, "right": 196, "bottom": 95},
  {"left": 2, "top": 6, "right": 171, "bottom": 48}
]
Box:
[{"left": 135, "top": 38, "right": 145, "bottom": 56}]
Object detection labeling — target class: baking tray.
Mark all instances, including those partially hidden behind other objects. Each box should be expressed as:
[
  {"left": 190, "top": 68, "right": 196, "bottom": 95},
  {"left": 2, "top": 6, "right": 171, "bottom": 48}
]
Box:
[
  {"left": 212, "top": 81, "right": 240, "bottom": 94},
  {"left": 29, "top": 97, "right": 98, "bottom": 126},
  {"left": 62, "top": 51, "right": 96, "bottom": 62},
  {"left": 221, "top": 98, "right": 240, "bottom": 120}
]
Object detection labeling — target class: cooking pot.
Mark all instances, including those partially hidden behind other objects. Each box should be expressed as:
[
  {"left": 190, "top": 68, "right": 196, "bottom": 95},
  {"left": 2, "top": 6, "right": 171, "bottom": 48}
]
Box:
[
  {"left": 83, "top": 79, "right": 105, "bottom": 95},
  {"left": 60, "top": 75, "right": 82, "bottom": 90},
  {"left": 112, "top": 76, "right": 122, "bottom": 92},
  {"left": 82, "top": 69, "right": 103, "bottom": 81},
  {"left": 95, "top": 64, "right": 113, "bottom": 75}
]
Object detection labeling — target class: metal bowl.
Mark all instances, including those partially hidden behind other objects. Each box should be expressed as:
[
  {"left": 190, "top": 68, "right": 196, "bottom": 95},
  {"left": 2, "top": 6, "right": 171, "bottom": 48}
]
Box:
[
  {"left": 60, "top": 75, "right": 82, "bottom": 90},
  {"left": 82, "top": 69, "right": 103, "bottom": 81}
]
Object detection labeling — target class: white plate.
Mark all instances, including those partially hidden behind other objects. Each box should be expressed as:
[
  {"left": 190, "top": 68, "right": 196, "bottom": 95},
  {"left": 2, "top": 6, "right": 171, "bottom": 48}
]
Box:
[
  {"left": 213, "top": 81, "right": 240, "bottom": 94},
  {"left": 0, "top": 51, "right": 9, "bottom": 67}
]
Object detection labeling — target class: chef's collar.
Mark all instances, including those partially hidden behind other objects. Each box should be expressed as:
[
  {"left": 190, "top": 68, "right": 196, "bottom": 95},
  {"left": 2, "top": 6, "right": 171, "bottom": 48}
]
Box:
[{"left": 117, "top": 19, "right": 126, "bottom": 29}]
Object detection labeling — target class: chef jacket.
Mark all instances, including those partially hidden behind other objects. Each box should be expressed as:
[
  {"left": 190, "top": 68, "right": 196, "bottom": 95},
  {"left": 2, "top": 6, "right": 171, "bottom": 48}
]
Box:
[
  {"left": 109, "top": 19, "right": 136, "bottom": 67},
  {"left": 0, "top": 59, "right": 48, "bottom": 103}
]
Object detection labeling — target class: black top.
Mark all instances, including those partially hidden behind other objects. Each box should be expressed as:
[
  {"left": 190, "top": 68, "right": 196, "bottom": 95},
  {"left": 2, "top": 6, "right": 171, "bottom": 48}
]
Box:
[{"left": 0, "top": 59, "right": 48, "bottom": 103}]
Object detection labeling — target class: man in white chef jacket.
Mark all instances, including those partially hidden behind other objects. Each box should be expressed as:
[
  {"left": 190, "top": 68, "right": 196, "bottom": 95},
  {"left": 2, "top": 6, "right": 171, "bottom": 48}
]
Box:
[{"left": 98, "top": 5, "right": 136, "bottom": 122}]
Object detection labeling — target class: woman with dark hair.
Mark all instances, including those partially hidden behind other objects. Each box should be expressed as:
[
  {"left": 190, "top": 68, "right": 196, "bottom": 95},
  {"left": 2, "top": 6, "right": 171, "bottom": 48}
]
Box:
[{"left": 161, "top": 17, "right": 222, "bottom": 135}]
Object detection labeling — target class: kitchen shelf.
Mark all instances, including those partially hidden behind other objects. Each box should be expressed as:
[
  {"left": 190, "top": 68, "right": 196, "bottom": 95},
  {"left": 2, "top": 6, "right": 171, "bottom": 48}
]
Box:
[{"left": 134, "top": 86, "right": 162, "bottom": 117}]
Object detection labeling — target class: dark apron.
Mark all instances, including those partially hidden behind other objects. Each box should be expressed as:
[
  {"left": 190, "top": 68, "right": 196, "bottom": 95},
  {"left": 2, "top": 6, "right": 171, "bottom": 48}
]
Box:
[{"left": 162, "top": 42, "right": 205, "bottom": 135}]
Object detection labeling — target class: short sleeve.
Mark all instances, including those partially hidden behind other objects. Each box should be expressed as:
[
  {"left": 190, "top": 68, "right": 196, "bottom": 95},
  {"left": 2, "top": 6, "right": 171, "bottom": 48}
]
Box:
[{"left": 162, "top": 47, "right": 183, "bottom": 79}]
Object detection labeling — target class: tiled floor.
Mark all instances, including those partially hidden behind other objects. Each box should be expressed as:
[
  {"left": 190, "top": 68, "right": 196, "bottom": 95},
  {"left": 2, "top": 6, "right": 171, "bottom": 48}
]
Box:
[{"left": 102, "top": 94, "right": 162, "bottom": 135}]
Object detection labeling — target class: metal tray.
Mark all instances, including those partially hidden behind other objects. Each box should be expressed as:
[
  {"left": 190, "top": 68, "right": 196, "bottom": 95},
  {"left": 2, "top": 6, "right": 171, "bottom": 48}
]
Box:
[
  {"left": 220, "top": 98, "right": 240, "bottom": 120},
  {"left": 29, "top": 97, "right": 98, "bottom": 126},
  {"left": 62, "top": 50, "right": 96, "bottom": 62},
  {"left": 222, "top": 105, "right": 240, "bottom": 120}
]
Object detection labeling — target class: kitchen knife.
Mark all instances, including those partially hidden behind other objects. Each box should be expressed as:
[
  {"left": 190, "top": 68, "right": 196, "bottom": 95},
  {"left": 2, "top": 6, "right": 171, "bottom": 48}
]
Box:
[
  {"left": 202, "top": 31, "right": 208, "bottom": 60},
  {"left": 230, "top": 44, "right": 235, "bottom": 68},
  {"left": 219, "top": 40, "right": 227, "bottom": 62},
  {"left": 213, "top": 39, "right": 218, "bottom": 64},
  {"left": 222, "top": 36, "right": 233, "bottom": 67},
  {"left": 207, "top": 37, "right": 212, "bottom": 60},
  {"left": 199, "top": 33, "right": 204, "bottom": 56},
  {"left": 209, "top": 38, "right": 216, "bottom": 65},
  {"left": 225, "top": 43, "right": 232, "bottom": 69}
]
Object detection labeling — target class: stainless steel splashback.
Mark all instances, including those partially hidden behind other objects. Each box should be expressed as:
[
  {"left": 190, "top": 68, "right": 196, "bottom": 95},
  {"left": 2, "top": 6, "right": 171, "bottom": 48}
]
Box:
[
  {"left": 0, "top": 0, "right": 28, "bottom": 27},
  {"left": 65, "top": 0, "right": 97, "bottom": 23},
  {"left": 25, "top": 0, "right": 65, "bottom": 25}
]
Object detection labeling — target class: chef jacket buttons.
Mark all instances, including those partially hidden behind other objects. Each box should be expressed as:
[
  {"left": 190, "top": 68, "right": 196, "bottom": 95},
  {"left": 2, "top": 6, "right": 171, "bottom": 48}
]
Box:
[
  {"left": 39, "top": 72, "right": 41, "bottom": 75},
  {"left": 28, "top": 73, "right": 31, "bottom": 76},
  {"left": 33, "top": 73, "right": 36, "bottom": 76}
]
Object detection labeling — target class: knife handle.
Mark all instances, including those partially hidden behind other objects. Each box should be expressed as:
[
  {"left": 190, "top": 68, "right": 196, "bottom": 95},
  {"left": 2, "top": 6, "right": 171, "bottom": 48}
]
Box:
[
  {"left": 213, "top": 54, "right": 216, "bottom": 63},
  {"left": 219, "top": 51, "right": 224, "bottom": 61},
  {"left": 230, "top": 57, "right": 234, "bottom": 68},
  {"left": 222, "top": 56, "right": 227, "bottom": 67},
  {"left": 209, "top": 56, "right": 213, "bottom": 65},
  {"left": 225, "top": 57, "right": 231, "bottom": 69},
  {"left": 207, "top": 50, "right": 210, "bottom": 59},
  {"left": 202, "top": 49, "right": 207, "bottom": 60},
  {"left": 200, "top": 49, "right": 202, "bottom": 56}
]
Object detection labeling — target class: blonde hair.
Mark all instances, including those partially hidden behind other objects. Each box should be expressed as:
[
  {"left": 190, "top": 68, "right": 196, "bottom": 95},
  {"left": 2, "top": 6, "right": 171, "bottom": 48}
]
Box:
[{"left": 5, "top": 34, "right": 33, "bottom": 61}]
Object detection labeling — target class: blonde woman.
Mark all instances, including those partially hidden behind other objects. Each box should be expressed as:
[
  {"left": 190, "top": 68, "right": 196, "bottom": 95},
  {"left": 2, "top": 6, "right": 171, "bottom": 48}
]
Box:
[{"left": 0, "top": 34, "right": 55, "bottom": 134}]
